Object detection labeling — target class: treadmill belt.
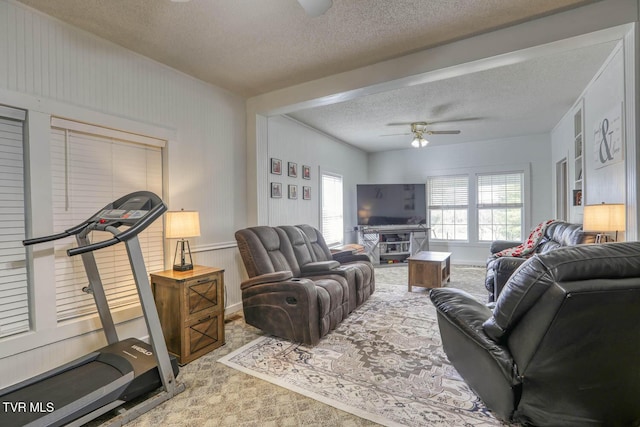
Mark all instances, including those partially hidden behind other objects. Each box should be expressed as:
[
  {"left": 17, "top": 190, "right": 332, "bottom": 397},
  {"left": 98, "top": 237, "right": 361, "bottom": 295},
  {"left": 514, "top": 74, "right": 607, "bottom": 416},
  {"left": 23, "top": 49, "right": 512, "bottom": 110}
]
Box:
[{"left": 1, "top": 360, "right": 125, "bottom": 425}]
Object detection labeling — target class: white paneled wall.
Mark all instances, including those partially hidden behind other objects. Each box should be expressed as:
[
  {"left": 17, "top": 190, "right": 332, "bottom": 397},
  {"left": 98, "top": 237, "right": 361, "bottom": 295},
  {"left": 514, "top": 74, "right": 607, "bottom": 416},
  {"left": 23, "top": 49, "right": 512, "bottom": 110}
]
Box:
[
  {"left": 266, "top": 116, "right": 368, "bottom": 241},
  {"left": 0, "top": 0, "right": 246, "bottom": 385}
]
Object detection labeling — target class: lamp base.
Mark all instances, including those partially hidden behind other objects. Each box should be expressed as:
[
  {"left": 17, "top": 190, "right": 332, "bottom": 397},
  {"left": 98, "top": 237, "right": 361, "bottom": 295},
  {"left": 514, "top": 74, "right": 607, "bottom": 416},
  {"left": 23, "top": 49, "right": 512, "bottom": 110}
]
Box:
[
  {"left": 173, "top": 263, "right": 193, "bottom": 272},
  {"left": 173, "top": 239, "right": 194, "bottom": 272},
  {"left": 595, "top": 233, "right": 614, "bottom": 243}
]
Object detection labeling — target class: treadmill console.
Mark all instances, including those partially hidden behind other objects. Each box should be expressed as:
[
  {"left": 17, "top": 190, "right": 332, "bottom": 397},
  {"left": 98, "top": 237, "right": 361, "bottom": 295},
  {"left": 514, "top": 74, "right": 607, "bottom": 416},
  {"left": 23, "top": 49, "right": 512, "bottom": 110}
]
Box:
[{"left": 94, "top": 194, "right": 155, "bottom": 226}]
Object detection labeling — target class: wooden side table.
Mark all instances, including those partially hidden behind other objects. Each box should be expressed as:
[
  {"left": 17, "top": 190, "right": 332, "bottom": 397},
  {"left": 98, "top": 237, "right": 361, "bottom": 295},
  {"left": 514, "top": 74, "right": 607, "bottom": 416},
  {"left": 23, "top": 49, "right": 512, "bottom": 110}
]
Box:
[
  {"left": 407, "top": 251, "right": 451, "bottom": 292},
  {"left": 150, "top": 265, "right": 225, "bottom": 364}
]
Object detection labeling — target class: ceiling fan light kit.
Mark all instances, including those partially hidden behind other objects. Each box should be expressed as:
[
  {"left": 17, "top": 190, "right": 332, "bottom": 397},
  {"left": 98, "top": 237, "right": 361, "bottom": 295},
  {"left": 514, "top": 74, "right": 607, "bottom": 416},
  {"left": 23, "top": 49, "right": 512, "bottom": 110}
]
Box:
[
  {"left": 411, "top": 135, "right": 428, "bottom": 148},
  {"left": 383, "top": 121, "right": 462, "bottom": 148}
]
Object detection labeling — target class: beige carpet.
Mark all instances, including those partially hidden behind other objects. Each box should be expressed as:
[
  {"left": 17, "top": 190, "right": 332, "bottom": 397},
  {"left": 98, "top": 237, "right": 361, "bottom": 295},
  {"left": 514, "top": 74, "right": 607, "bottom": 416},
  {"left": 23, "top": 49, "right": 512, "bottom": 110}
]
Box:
[
  {"left": 95, "top": 264, "right": 501, "bottom": 426},
  {"left": 218, "top": 265, "right": 504, "bottom": 427}
]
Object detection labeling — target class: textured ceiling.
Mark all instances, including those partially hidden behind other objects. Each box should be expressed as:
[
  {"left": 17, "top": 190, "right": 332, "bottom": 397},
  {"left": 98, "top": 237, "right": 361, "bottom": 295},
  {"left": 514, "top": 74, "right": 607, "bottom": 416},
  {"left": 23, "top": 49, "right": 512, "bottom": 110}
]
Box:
[
  {"left": 288, "top": 40, "right": 618, "bottom": 152},
  {"left": 17, "top": 0, "right": 598, "bottom": 97},
  {"left": 16, "top": 0, "right": 614, "bottom": 152}
]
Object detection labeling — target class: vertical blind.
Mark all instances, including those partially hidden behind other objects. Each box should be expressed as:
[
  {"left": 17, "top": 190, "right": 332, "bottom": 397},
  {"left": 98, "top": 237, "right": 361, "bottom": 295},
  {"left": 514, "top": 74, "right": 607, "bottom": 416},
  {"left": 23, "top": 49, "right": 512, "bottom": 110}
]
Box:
[
  {"left": 0, "top": 108, "right": 28, "bottom": 338},
  {"left": 321, "top": 173, "right": 344, "bottom": 247},
  {"left": 50, "top": 124, "right": 164, "bottom": 321}
]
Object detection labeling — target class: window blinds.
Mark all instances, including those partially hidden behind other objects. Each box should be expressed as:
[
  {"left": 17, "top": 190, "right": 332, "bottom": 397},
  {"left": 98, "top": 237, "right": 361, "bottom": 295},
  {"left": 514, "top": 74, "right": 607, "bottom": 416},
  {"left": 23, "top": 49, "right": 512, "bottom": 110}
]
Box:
[
  {"left": 428, "top": 175, "right": 468, "bottom": 207},
  {"left": 321, "top": 173, "right": 344, "bottom": 247},
  {"left": 0, "top": 109, "right": 28, "bottom": 338},
  {"left": 477, "top": 173, "right": 523, "bottom": 207},
  {"left": 50, "top": 124, "right": 164, "bottom": 321}
]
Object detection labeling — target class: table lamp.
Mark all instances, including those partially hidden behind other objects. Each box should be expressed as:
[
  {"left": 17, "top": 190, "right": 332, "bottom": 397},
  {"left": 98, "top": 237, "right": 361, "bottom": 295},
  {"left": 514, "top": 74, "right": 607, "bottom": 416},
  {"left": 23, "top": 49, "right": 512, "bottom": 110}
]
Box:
[
  {"left": 165, "top": 209, "right": 200, "bottom": 271},
  {"left": 583, "top": 203, "right": 625, "bottom": 243}
]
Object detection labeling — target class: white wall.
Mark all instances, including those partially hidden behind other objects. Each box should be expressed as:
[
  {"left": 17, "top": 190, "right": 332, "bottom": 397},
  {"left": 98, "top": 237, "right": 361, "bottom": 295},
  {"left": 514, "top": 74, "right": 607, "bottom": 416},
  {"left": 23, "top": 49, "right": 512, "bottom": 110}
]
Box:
[
  {"left": 368, "top": 134, "right": 553, "bottom": 264},
  {"left": 0, "top": 0, "right": 246, "bottom": 386},
  {"left": 583, "top": 48, "right": 626, "bottom": 206},
  {"left": 551, "top": 42, "right": 632, "bottom": 238},
  {"left": 266, "top": 116, "right": 368, "bottom": 243}
]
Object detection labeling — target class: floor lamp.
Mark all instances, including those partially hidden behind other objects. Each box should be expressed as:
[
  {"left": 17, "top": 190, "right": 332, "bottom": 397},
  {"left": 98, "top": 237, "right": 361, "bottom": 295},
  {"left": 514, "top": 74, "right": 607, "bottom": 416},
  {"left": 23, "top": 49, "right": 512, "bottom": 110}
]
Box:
[
  {"left": 582, "top": 203, "right": 625, "bottom": 243},
  {"left": 165, "top": 210, "right": 201, "bottom": 271}
]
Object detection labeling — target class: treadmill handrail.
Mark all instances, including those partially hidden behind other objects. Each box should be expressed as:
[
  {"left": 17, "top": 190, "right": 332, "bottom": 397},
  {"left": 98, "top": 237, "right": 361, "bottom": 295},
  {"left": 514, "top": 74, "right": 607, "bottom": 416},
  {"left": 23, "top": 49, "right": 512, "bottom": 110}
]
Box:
[{"left": 23, "top": 222, "right": 90, "bottom": 246}]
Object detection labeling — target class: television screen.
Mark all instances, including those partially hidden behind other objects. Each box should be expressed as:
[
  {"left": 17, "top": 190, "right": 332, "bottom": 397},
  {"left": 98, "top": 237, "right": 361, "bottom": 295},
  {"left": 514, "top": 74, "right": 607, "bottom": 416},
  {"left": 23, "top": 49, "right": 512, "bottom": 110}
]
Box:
[{"left": 357, "top": 184, "right": 426, "bottom": 226}]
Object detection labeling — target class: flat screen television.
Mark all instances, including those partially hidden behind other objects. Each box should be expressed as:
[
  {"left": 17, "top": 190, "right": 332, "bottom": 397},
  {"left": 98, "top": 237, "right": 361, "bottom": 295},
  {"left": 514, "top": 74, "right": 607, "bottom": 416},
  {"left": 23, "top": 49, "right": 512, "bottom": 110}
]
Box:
[{"left": 356, "top": 184, "right": 426, "bottom": 226}]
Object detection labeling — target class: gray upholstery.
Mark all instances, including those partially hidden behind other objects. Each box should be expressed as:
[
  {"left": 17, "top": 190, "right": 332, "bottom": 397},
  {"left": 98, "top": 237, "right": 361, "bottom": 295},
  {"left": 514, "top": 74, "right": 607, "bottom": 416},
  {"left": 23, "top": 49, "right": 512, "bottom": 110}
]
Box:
[
  {"left": 235, "top": 225, "right": 373, "bottom": 345},
  {"left": 235, "top": 226, "right": 346, "bottom": 345},
  {"left": 484, "top": 221, "right": 596, "bottom": 301},
  {"left": 296, "top": 224, "right": 375, "bottom": 310},
  {"left": 431, "top": 242, "right": 640, "bottom": 426}
]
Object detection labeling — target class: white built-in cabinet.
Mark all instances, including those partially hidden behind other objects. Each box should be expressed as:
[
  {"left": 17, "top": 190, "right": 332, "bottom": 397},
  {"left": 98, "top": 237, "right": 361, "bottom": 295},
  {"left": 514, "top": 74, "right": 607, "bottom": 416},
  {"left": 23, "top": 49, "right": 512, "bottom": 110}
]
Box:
[{"left": 572, "top": 101, "right": 585, "bottom": 209}]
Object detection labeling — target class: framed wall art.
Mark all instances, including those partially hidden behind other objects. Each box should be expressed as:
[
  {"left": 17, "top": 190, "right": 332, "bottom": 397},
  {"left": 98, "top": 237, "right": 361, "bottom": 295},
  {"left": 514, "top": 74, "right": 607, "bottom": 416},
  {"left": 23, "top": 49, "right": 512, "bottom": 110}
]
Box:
[
  {"left": 271, "top": 158, "right": 282, "bottom": 175},
  {"left": 288, "top": 162, "right": 298, "bottom": 178},
  {"left": 271, "top": 182, "right": 282, "bottom": 198},
  {"left": 288, "top": 184, "right": 298, "bottom": 199},
  {"left": 302, "top": 165, "right": 311, "bottom": 180},
  {"left": 303, "top": 186, "right": 311, "bottom": 200}
]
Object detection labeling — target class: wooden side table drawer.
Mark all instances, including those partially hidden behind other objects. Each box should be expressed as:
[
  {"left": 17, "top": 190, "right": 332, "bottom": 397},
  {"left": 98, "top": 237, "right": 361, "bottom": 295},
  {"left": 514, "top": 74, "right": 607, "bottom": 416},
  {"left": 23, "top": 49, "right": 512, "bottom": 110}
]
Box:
[
  {"left": 183, "top": 310, "right": 225, "bottom": 364},
  {"left": 184, "top": 273, "right": 222, "bottom": 322},
  {"left": 151, "top": 265, "right": 225, "bottom": 364}
]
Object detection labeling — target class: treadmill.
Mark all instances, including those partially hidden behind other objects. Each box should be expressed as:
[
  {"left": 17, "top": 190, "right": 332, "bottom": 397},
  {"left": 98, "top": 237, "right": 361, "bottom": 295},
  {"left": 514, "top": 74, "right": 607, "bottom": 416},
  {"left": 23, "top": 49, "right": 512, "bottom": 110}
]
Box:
[{"left": 0, "top": 191, "right": 185, "bottom": 427}]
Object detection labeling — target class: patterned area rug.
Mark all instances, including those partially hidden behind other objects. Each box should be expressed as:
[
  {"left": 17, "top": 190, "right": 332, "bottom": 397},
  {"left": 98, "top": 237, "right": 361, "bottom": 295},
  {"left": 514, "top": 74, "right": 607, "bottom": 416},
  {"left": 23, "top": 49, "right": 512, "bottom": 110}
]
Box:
[{"left": 219, "top": 265, "right": 506, "bottom": 426}]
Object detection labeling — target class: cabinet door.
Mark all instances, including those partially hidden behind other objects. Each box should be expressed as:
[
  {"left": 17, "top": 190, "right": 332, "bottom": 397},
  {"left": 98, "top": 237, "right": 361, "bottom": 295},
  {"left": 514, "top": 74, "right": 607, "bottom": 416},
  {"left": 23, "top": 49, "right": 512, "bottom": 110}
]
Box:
[
  {"left": 182, "top": 312, "right": 225, "bottom": 364},
  {"left": 185, "top": 273, "right": 222, "bottom": 322}
]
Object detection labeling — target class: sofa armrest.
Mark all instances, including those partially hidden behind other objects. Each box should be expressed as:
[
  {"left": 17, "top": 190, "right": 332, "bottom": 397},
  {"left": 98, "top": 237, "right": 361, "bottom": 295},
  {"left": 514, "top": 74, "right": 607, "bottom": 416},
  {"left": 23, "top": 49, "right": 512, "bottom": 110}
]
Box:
[
  {"left": 300, "top": 261, "right": 340, "bottom": 274},
  {"left": 429, "top": 288, "right": 518, "bottom": 384},
  {"left": 492, "top": 257, "right": 528, "bottom": 299},
  {"left": 429, "top": 287, "right": 520, "bottom": 420},
  {"left": 241, "top": 277, "right": 321, "bottom": 345},
  {"left": 241, "top": 270, "right": 294, "bottom": 290},
  {"left": 332, "top": 252, "right": 371, "bottom": 264},
  {"left": 490, "top": 240, "right": 522, "bottom": 254}
]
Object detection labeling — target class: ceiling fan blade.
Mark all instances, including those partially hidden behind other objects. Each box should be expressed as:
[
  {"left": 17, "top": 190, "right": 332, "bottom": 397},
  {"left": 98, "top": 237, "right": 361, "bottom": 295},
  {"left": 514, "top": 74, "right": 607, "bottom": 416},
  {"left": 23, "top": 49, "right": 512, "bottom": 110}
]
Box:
[
  {"left": 380, "top": 133, "right": 411, "bottom": 137},
  {"left": 386, "top": 122, "right": 423, "bottom": 127},
  {"left": 427, "top": 130, "right": 461, "bottom": 135},
  {"left": 297, "top": 0, "right": 333, "bottom": 16}
]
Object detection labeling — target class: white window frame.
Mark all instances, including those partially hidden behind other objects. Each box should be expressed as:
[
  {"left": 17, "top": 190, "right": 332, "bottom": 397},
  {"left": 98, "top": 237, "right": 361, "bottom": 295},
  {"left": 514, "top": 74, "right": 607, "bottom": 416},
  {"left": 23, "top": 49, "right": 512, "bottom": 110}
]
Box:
[
  {"left": 0, "top": 106, "right": 28, "bottom": 339},
  {"left": 320, "top": 171, "right": 344, "bottom": 247},
  {"left": 427, "top": 175, "right": 469, "bottom": 241},
  {"left": 426, "top": 164, "right": 530, "bottom": 246},
  {"left": 477, "top": 171, "right": 526, "bottom": 242},
  {"left": 0, "top": 105, "right": 173, "bottom": 360}
]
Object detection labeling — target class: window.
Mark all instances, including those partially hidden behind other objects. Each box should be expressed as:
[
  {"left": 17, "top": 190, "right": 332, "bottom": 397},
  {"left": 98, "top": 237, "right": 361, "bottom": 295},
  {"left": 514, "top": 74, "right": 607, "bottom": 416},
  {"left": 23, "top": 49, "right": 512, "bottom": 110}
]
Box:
[
  {"left": 321, "top": 172, "right": 343, "bottom": 247},
  {"left": 50, "top": 119, "right": 164, "bottom": 321},
  {"left": 428, "top": 175, "right": 468, "bottom": 241},
  {"left": 0, "top": 106, "right": 28, "bottom": 338},
  {"left": 477, "top": 172, "right": 524, "bottom": 241}
]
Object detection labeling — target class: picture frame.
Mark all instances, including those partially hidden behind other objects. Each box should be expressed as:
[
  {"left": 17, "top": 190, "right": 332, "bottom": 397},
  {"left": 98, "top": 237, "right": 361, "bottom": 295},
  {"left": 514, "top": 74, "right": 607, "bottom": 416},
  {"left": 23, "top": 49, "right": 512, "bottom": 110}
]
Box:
[
  {"left": 288, "top": 162, "right": 298, "bottom": 178},
  {"left": 271, "top": 182, "right": 282, "bottom": 198},
  {"left": 288, "top": 184, "right": 298, "bottom": 199},
  {"left": 303, "top": 186, "right": 311, "bottom": 200},
  {"left": 271, "top": 158, "right": 282, "bottom": 175},
  {"left": 302, "top": 165, "right": 311, "bottom": 180}
]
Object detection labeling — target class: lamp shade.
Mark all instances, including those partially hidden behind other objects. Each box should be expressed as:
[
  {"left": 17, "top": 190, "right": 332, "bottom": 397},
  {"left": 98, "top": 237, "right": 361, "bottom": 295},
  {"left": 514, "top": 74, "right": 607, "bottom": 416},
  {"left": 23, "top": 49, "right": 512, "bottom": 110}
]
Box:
[
  {"left": 165, "top": 210, "right": 201, "bottom": 238},
  {"left": 583, "top": 203, "right": 625, "bottom": 232}
]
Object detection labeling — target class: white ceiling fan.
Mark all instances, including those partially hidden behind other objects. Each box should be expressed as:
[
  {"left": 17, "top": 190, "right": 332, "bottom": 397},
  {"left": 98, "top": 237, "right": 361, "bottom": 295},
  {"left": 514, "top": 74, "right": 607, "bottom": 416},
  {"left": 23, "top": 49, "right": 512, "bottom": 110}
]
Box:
[
  {"left": 383, "top": 122, "right": 461, "bottom": 148},
  {"left": 297, "top": 0, "right": 333, "bottom": 17}
]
